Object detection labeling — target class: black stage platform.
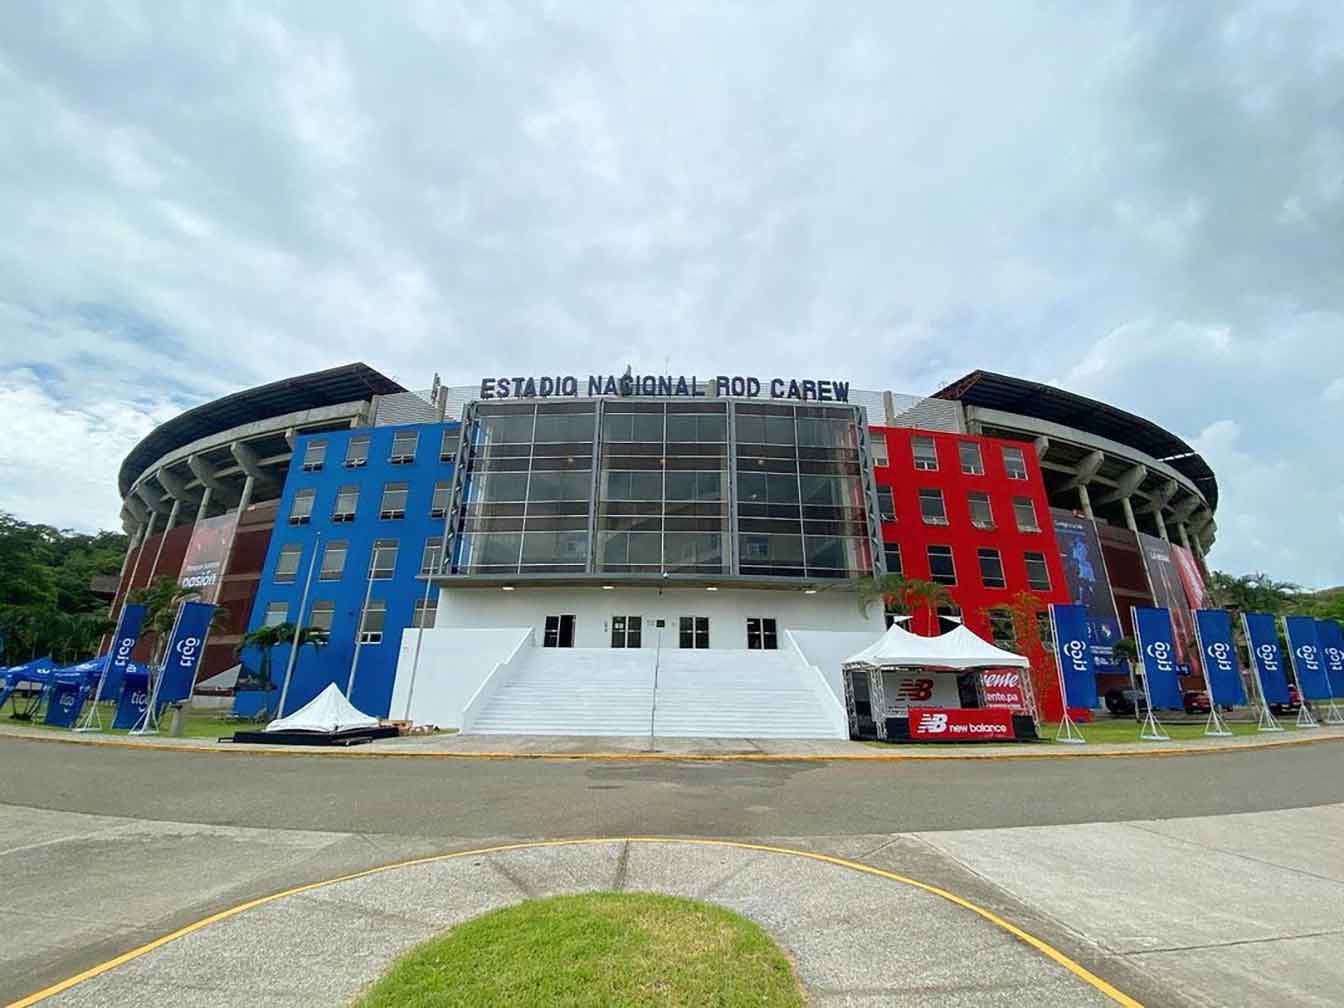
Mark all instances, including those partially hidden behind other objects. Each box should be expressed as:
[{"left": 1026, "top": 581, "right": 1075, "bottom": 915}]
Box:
[{"left": 227, "top": 725, "right": 401, "bottom": 747}]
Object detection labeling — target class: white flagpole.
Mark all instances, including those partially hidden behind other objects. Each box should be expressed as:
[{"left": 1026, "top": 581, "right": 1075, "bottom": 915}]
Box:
[
  {"left": 1049, "top": 604, "right": 1085, "bottom": 744},
  {"left": 1282, "top": 616, "right": 1319, "bottom": 729},
  {"left": 1191, "top": 611, "right": 1232, "bottom": 737},
  {"left": 130, "top": 602, "right": 184, "bottom": 736},
  {"left": 276, "top": 533, "right": 321, "bottom": 719},
  {"left": 1243, "top": 612, "right": 1283, "bottom": 733},
  {"left": 1132, "top": 606, "right": 1170, "bottom": 741},
  {"left": 347, "top": 548, "right": 378, "bottom": 699}
]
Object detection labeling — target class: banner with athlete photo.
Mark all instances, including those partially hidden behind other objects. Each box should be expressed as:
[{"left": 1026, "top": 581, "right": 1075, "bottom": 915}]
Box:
[
  {"left": 1137, "top": 534, "right": 1196, "bottom": 673},
  {"left": 1049, "top": 509, "right": 1123, "bottom": 671},
  {"left": 177, "top": 513, "right": 239, "bottom": 604}
]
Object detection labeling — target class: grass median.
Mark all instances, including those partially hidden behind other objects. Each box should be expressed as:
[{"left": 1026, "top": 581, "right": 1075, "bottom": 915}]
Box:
[{"left": 354, "top": 892, "right": 804, "bottom": 1008}]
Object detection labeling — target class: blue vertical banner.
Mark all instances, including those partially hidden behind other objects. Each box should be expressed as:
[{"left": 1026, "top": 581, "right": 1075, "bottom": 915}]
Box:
[
  {"left": 1317, "top": 620, "right": 1344, "bottom": 697},
  {"left": 1194, "top": 609, "right": 1246, "bottom": 706},
  {"left": 1284, "top": 616, "right": 1331, "bottom": 700},
  {"left": 1049, "top": 603, "right": 1098, "bottom": 709},
  {"left": 97, "top": 603, "right": 146, "bottom": 704},
  {"left": 1133, "top": 607, "right": 1183, "bottom": 709},
  {"left": 113, "top": 666, "right": 151, "bottom": 729},
  {"left": 1243, "top": 612, "right": 1290, "bottom": 705},
  {"left": 44, "top": 676, "right": 85, "bottom": 727},
  {"left": 155, "top": 601, "right": 216, "bottom": 704}
]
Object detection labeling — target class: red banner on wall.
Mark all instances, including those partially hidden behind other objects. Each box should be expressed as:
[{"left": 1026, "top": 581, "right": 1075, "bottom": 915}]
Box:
[
  {"left": 979, "top": 670, "right": 1026, "bottom": 711},
  {"left": 909, "top": 707, "right": 1015, "bottom": 741},
  {"left": 177, "top": 513, "right": 239, "bottom": 604}
]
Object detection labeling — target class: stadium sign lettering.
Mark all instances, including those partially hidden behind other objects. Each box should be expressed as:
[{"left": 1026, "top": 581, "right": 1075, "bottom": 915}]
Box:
[{"left": 479, "top": 374, "right": 851, "bottom": 403}]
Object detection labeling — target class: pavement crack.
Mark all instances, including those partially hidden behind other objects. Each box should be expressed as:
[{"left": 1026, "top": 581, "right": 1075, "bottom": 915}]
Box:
[
  {"left": 485, "top": 855, "right": 539, "bottom": 899},
  {"left": 1122, "top": 821, "right": 1344, "bottom": 886},
  {"left": 854, "top": 835, "right": 903, "bottom": 861},
  {"left": 612, "top": 839, "right": 631, "bottom": 891},
  {"left": 693, "top": 852, "right": 761, "bottom": 899},
  {"left": 1124, "top": 927, "right": 1344, "bottom": 956}
]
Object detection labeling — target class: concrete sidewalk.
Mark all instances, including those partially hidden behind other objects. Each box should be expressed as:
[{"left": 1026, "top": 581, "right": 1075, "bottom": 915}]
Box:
[{"left": 5, "top": 720, "right": 1344, "bottom": 760}]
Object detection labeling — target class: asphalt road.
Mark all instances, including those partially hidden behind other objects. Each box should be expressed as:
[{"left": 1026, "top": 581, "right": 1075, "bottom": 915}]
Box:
[{"left": 4, "top": 736, "right": 1343, "bottom": 837}]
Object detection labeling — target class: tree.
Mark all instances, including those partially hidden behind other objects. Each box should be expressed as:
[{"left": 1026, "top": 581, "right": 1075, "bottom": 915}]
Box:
[
  {"left": 1206, "top": 572, "right": 1302, "bottom": 614},
  {"left": 979, "top": 591, "right": 1052, "bottom": 721},
  {"left": 237, "top": 623, "right": 331, "bottom": 692},
  {"left": 129, "top": 576, "right": 230, "bottom": 665},
  {"left": 855, "top": 575, "right": 951, "bottom": 635}
]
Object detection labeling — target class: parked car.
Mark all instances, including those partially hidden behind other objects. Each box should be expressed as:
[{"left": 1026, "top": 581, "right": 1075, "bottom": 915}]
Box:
[
  {"left": 1104, "top": 688, "right": 1149, "bottom": 717},
  {"left": 1182, "top": 690, "right": 1211, "bottom": 715},
  {"left": 1270, "top": 684, "right": 1301, "bottom": 717}
]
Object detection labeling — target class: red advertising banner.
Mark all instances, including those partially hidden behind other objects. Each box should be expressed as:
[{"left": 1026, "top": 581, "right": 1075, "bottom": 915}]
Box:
[
  {"left": 979, "top": 670, "right": 1026, "bottom": 710},
  {"left": 177, "top": 513, "right": 239, "bottom": 604},
  {"left": 908, "top": 707, "right": 1015, "bottom": 741},
  {"left": 1170, "top": 544, "right": 1207, "bottom": 610}
]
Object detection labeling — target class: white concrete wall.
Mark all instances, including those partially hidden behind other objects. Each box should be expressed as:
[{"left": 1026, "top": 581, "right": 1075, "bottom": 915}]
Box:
[
  {"left": 432, "top": 585, "right": 883, "bottom": 650},
  {"left": 389, "top": 627, "right": 531, "bottom": 728},
  {"left": 786, "top": 629, "right": 884, "bottom": 704}
]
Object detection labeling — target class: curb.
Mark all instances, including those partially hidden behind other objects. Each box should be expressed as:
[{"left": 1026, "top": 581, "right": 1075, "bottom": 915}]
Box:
[{"left": 3, "top": 725, "right": 1343, "bottom": 762}]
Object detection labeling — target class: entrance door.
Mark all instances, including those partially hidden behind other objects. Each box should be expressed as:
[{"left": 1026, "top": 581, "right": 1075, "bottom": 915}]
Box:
[
  {"left": 611, "top": 616, "right": 642, "bottom": 648},
  {"left": 544, "top": 614, "right": 576, "bottom": 647}
]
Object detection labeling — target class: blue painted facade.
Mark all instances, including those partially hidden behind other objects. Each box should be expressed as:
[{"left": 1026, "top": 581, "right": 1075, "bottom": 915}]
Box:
[{"left": 244, "top": 421, "right": 458, "bottom": 716}]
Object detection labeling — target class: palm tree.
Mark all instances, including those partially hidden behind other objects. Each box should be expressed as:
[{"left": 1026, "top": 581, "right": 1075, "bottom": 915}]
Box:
[
  {"left": 1206, "top": 572, "right": 1301, "bottom": 613},
  {"left": 129, "top": 577, "right": 229, "bottom": 664},
  {"left": 237, "top": 623, "right": 331, "bottom": 693},
  {"left": 902, "top": 579, "right": 954, "bottom": 636},
  {"left": 855, "top": 575, "right": 951, "bottom": 635}
]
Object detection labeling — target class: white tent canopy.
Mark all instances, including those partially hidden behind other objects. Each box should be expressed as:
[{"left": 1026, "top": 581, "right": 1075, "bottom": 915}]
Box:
[
  {"left": 265, "top": 683, "right": 380, "bottom": 733},
  {"left": 843, "top": 621, "right": 1029, "bottom": 670}
]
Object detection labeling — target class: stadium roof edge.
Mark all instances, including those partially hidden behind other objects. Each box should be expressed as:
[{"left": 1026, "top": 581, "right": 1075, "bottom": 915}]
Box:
[
  {"left": 931, "top": 370, "right": 1218, "bottom": 510},
  {"left": 119, "top": 362, "right": 406, "bottom": 497}
]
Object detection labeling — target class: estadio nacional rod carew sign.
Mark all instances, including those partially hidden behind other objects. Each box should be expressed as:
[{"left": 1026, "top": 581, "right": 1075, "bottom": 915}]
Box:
[{"left": 479, "top": 373, "right": 852, "bottom": 403}]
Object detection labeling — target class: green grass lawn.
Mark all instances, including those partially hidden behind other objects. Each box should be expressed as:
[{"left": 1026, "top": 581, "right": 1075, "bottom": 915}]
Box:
[
  {"left": 3, "top": 702, "right": 245, "bottom": 738},
  {"left": 354, "top": 892, "right": 804, "bottom": 1008}
]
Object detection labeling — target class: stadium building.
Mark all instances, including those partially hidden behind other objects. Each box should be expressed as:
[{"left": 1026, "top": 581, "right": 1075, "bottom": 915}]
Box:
[{"left": 109, "top": 365, "right": 1218, "bottom": 738}]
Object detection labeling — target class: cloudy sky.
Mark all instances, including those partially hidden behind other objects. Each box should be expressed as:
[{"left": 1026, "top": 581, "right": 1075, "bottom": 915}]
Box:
[{"left": 1, "top": 2, "right": 1341, "bottom": 586}]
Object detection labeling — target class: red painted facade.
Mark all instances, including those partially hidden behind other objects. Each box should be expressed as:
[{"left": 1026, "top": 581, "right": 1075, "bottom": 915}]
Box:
[{"left": 871, "top": 426, "right": 1072, "bottom": 719}]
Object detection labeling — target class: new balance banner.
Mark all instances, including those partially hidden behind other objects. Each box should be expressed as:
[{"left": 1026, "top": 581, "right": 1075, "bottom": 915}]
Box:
[
  {"left": 879, "top": 671, "right": 961, "bottom": 709},
  {"left": 155, "top": 601, "right": 216, "bottom": 704},
  {"left": 1318, "top": 620, "right": 1344, "bottom": 697},
  {"left": 1243, "top": 612, "right": 1290, "bottom": 705},
  {"left": 1133, "top": 606, "right": 1183, "bottom": 709},
  {"left": 1138, "top": 534, "right": 1195, "bottom": 673},
  {"left": 177, "top": 513, "right": 239, "bottom": 604},
  {"left": 99, "top": 603, "right": 146, "bottom": 703},
  {"left": 979, "top": 669, "right": 1026, "bottom": 710},
  {"left": 1194, "top": 609, "right": 1245, "bottom": 706},
  {"left": 44, "top": 677, "right": 84, "bottom": 727},
  {"left": 1284, "top": 616, "right": 1331, "bottom": 700},
  {"left": 113, "top": 667, "right": 151, "bottom": 729},
  {"left": 908, "top": 707, "right": 1015, "bottom": 741},
  {"left": 1049, "top": 509, "right": 1123, "bottom": 671},
  {"left": 1049, "top": 604, "right": 1099, "bottom": 709}
]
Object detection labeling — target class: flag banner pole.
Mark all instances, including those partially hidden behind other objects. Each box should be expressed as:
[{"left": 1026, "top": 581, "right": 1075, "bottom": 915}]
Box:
[
  {"left": 1243, "top": 612, "right": 1283, "bottom": 733},
  {"left": 1048, "top": 604, "right": 1085, "bottom": 744},
  {"left": 76, "top": 603, "right": 147, "bottom": 733},
  {"left": 1191, "top": 611, "right": 1232, "bottom": 737},
  {"left": 347, "top": 556, "right": 377, "bottom": 699},
  {"left": 277, "top": 532, "right": 321, "bottom": 720},
  {"left": 130, "top": 602, "right": 185, "bottom": 735},
  {"left": 1131, "top": 606, "right": 1170, "bottom": 741},
  {"left": 1315, "top": 620, "right": 1344, "bottom": 724},
  {"left": 1281, "top": 616, "right": 1319, "bottom": 729}
]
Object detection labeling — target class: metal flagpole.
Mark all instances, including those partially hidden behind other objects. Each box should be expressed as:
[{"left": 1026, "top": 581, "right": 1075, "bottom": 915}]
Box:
[
  {"left": 74, "top": 653, "right": 111, "bottom": 733},
  {"left": 1243, "top": 612, "right": 1283, "bottom": 733},
  {"left": 1191, "top": 612, "right": 1232, "bottom": 737},
  {"left": 1131, "top": 606, "right": 1170, "bottom": 741},
  {"left": 1049, "top": 605, "right": 1085, "bottom": 744},
  {"left": 1281, "top": 616, "right": 1319, "bottom": 729},
  {"left": 346, "top": 549, "right": 378, "bottom": 699},
  {"left": 131, "top": 602, "right": 184, "bottom": 735},
  {"left": 403, "top": 506, "right": 452, "bottom": 722},
  {"left": 277, "top": 532, "right": 321, "bottom": 720}
]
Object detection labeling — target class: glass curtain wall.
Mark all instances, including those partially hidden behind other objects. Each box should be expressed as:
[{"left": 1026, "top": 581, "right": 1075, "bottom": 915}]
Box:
[{"left": 736, "top": 403, "right": 872, "bottom": 579}]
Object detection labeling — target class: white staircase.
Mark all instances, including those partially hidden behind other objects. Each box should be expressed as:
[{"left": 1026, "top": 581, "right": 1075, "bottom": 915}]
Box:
[
  {"left": 653, "top": 650, "right": 841, "bottom": 738},
  {"left": 468, "top": 649, "right": 656, "bottom": 735},
  {"left": 468, "top": 646, "right": 844, "bottom": 738}
]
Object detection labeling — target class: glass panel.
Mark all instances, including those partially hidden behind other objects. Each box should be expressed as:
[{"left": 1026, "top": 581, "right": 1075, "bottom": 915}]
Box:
[
  {"left": 912, "top": 436, "right": 938, "bottom": 470},
  {"left": 919, "top": 489, "right": 947, "bottom": 524},
  {"left": 440, "top": 428, "right": 460, "bottom": 461},
  {"left": 927, "top": 545, "right": 956, "bottom": 585},
  {"left": 345, "top": 436, "right": 369, "bottom": 465},
  {"left": 478, "top": 412, "right": 536, "bottom": 444},
  {"left": 1003, "top": 446, "right": 1028, "bottom": 479},
  {"left": 884, "top": 543, "right": 902, "bottom": 575},
  {"left": 520, "top": 530, "right": 589, "bottom": 565},
  {"left": 263, "top": 602, "right": 288, "bottom": 627},
  {"left": 309, "top": 602, "right": 334, "bottom": 631},
  {"left": 391, "top": 430, "right": 418, "bottom": 460},
  {"left": 370, "top": 540, "right": 398, "bottom": 579},
  {"left": 878, "top": 487, "right": 896, "bottom": 521},
  {"left": 1013, "top": 497, "right": 1039, "bottom": 531},
  {"left": 978, "top": 548, "right": 1006, "bottom": 588},
  {"left": 959, "top": 441, "right": 984, "bottom": 475},
  {"left": 1025, "top": 551, "right": 1051, "bottom": 590},
  {"left": 968, "top": 492, "right": 993, "bottom": 528},
  {"left": 319, "top": 543, "right": 347, "bottom": 580},
  {"left": 275, "top": 545, "right": 301, "bottom": 583},
  {"left": 421, "top": 537, "right": 442, "bottom": 575}
]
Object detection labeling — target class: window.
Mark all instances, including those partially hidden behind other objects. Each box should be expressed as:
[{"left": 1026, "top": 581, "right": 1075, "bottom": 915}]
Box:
[
  {"left": 919, "top": 488, "right": 948, "bottom": 525},
  {"left": 412, "top": 596, "right": 438, "bottom": 629},
  {"left": 274, "top": 544, "right": 302, "bottom": 583},
  {"left": 912, "top": 435, "right": 938, "bottom": 471},
  {"left": 430, "top": 481, "right": 451, "bottom": 518},
  {"left": 989, "top": 609, "right": 1017, "bottom": 651},
  {"left": 301, "top": 440, "right": 326, "bottom": 472},
  {"left": 611, "top": 616, "right": 642, "bottom": 648},
  {"left": 345, "top": 435, "right": 370, "bottom": 468},
  {"left": 1002, "top": 445, "right": 1028, "bottom": 480},
  {"left": 883, "top": 543, "right": 903, "bottom": 576},
  {"left": 869, "top": 434, "right": 889, "bottom": 467},
  {"left": 369, "top": 539, "right": 398, "bottom": 580},
  {"left": 358, "top": 599, "right": 386, "bottom": 644},
  {"left": 390, "top": 429, "right": 418, "bottom": 464},
  {"left": 1013, "top": 497, "right": 1040, "bottom": 532},
  {"left": 679, "top": 616, "right": 710, "bottom": 649},
  {"left": 289, "top": 488, "right": 315, "bottom": 525},
  {"left": 1025, "top": 551, "right": 1052, "bottom": 591},
  {"left": 927, "top": 545, "right": 956, "bottom": 585},
  {"left": 959, "top": 441, "right": 984, "bottom": 476},
  {"left": 968, "top": 492, "right": 994, "bottom": 529},
  {"left": 309, "top": 601, "right": 335, "bottom": 632},
  {"left": 332, "top": 485, "right": 359, "bottom": 522},
  {"left": 978, "top": 547, "right": 1007, "bottom": 589},
  {"left": 543, "top": 615, "right": 576, "bottom": 648},
  {"left": 263, "top": 601, "right": 288, "bottom": 627},
  {"left": 746, "top": 618, "right": 778, "bottom": 650},
  {"left": 440, "top": 427, "right": 460, "bottom": 462},
  {"left": 379, "top": 482, "right": 408, "bottom": 519},
  {"left": 1036, "top": 611, "right": 1055, "bottom": 653},
  {"left": 319, "top": 541, "right": 348, "bottom": 581},
  {"left": 420, "top": 536, "right": 442, "bottom": 575},
  {"left": 877, "top": 486, "right": 896, "bottom": 522}
]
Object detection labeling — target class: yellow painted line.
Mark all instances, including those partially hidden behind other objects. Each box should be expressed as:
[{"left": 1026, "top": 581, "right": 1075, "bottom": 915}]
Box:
[
  {"left": 3, "top": 725, "right": 1343, "bottom": 762},
  {"left": 7, "top": 837, "right": 1141, "bottom": 1007}
]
